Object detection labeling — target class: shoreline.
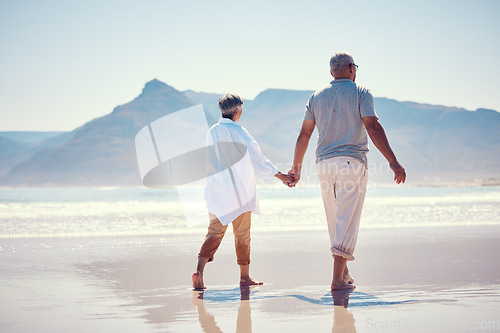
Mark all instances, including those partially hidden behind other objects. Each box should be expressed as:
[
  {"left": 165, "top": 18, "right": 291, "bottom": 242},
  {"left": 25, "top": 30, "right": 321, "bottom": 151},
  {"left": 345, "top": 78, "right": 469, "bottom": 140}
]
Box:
[
  {"left": 0, "top": 180, "right": 499, "bottom": 189},
  {"left": 1, "top": 220, "right": 499, "bottom": 241}
]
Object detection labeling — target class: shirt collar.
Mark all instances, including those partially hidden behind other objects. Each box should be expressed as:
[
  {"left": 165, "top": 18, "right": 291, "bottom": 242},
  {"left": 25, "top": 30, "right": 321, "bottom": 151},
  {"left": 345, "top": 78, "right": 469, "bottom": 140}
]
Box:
[
  {"left": 330, "top": 79, "right": 353, "bottom": 84},
  {"left": 219, "top": 117, "right": 237, "bottom": 124}
]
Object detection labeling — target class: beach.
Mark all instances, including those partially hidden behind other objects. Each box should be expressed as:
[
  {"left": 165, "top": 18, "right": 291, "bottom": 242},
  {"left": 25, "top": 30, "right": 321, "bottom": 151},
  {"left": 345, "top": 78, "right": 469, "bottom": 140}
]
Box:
[{"left": 1, "top": 187, "right": 499, "bottom": 332}]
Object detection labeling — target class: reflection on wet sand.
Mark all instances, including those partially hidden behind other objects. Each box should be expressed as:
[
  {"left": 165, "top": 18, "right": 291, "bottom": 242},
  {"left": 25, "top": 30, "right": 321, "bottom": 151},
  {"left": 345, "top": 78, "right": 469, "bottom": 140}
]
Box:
[
  {"left": 193, "top": 290, "right": 222, "bottom": 333},
  {"left": 332, "top": 289, "right": 356, "bottom": 333},
  {"left": 193, "top": 286, "right": 255, "bottom": 333},
  {"left": 191, "top": 286, "right": 416, "bottom": 332},
  {"left": 237, "top": 287, "right": 252, "bottom": 333},
  {"left": 192, "top": 287, "right": 359, "bottom": 333}
]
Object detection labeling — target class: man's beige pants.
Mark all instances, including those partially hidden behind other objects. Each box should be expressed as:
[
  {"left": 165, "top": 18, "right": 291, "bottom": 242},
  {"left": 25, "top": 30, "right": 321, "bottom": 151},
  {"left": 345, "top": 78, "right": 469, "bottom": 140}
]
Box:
[
  {"left": 198, "top": 212, "right": 251, "bottom": 265},
  {"left": 317, "top": 156, "right": 368, "bottom": 261}
]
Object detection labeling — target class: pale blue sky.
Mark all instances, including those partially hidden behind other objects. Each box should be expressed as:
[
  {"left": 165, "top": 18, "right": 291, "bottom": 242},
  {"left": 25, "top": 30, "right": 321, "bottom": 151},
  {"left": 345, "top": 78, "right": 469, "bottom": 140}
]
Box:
[{"left": 1, "top": 0, "right": 499, "bottom": 131}]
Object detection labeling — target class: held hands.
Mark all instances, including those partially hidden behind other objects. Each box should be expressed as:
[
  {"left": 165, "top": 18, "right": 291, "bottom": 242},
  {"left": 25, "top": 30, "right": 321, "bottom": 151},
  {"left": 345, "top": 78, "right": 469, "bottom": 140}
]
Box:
[
  {"left": 276, "top": 172, "right": 296, "bottom": 188},
  {"left": 281, "top": 173, "right": 295, "bottom": 188},
  {"left": 275, "top": 167, "right": 301, "bottom": 188},
  {"left": 287, "top": 167, "right": 301, "bottom": 188}
]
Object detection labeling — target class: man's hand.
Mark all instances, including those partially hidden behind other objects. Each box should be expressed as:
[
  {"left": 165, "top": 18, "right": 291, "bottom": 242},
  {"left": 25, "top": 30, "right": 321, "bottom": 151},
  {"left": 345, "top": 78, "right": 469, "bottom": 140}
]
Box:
[
  {"left": 282, "top": 173, "right": 296, "bottom": 187},
  {"left": 390, "top": 161, "right": 406, "bottom": 184},
  {"left": 363, "top": 116, "right": 406, "bottom": 184},
  {"left": 287, "top": 167, "right": 301, "bottom": 187},
  {"left": 275, "top": 172, "right": 296, "bottom": 188}
]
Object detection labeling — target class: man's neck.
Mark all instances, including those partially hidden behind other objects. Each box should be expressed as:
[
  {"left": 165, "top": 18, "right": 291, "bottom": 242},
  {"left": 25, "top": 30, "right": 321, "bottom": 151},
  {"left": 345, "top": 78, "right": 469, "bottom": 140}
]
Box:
[{"left": 333, "top": 76, "right": 353, "bottom": 81}]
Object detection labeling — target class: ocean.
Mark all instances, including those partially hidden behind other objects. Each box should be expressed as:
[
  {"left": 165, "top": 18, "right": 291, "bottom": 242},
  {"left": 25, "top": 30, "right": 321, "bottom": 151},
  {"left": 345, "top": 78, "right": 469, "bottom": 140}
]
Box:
[{"left": 0, "top": 186, "right": 498, "bottom": 239}]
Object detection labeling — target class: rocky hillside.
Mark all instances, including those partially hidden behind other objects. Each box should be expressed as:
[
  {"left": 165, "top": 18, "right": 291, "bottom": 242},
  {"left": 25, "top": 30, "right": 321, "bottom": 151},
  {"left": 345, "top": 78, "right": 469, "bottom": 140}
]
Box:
[{"left": 1, "top": 79, "right": 499, "bottom": 186}]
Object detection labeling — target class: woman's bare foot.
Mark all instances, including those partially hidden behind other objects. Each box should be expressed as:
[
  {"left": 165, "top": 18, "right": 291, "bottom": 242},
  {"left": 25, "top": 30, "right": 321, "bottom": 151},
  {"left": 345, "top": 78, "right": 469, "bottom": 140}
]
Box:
[
  {"left": 240, "top": 277, "right": 263, "bottom": 286},
  {"left": 192, "top": 271, "right": 206, "bottom": 290},
  {"left": 331, "top": 278, "right": 355, "bottom": 290}
]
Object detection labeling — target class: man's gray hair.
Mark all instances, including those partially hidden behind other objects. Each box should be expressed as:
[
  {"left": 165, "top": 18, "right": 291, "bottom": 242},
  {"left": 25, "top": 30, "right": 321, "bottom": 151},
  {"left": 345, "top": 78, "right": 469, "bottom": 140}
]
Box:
[
  {"left": 218, "top": 93, "right": 243, "bottom": 119},
  {"left": 330, "top": 52, "right": 354, "bottom": 74}
]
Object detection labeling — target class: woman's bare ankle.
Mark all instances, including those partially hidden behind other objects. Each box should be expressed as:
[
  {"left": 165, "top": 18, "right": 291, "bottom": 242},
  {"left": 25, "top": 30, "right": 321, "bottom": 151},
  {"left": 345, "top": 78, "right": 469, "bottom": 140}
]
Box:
[{"left": 240, "top": 276, "right": 263, "bottom": 286}]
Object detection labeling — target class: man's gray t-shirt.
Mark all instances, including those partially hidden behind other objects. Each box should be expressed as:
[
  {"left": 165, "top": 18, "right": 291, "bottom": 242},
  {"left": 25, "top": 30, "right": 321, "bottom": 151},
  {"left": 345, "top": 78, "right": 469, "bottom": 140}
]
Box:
[{"left": 304, "top": 79, "right": 378, "bottom": 167}]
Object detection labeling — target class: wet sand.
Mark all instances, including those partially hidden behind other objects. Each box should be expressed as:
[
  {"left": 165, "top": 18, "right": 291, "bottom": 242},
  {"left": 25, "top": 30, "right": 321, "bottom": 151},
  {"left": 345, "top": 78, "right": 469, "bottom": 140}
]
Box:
[{"left": 1, "top": 225, "right": 500, "bottom": 332}]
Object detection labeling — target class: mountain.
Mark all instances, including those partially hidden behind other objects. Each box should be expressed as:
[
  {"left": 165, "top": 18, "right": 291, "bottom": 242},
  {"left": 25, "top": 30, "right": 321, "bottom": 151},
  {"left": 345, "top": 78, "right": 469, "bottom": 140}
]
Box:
[
  {"left": 0, "top": 137, "right": 33, "bottom": 177},
  {"left": 1, "top": 80, "right": 499, "bottom": 186},
  {"left": 1, "top": 79, "right": 198, "bottom": 186},
  {"left": 182, "top": 90, "right": 220, "bottom": 125},
  {"left": 0, "top": 131, "right": 65, "bottom": 143},
  {"left": 0, "top": 132, "right": 73, "bottom": 177}
]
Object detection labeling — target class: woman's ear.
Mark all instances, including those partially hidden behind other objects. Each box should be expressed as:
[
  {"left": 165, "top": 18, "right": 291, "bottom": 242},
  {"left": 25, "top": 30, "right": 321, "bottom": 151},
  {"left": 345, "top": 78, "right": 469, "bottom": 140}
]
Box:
[{"left": 232, "top": 108, "right": 240, "bottom": 121}]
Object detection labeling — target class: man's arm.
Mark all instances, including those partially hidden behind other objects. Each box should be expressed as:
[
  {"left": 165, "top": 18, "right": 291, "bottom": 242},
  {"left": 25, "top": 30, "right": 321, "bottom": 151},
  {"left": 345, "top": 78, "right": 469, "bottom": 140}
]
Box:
[
  {"left": 289, "top": 119, "right": 315, "bottom": 186},
  {"left": 362, "top": 116, "right": 406, "bottom": 184}
]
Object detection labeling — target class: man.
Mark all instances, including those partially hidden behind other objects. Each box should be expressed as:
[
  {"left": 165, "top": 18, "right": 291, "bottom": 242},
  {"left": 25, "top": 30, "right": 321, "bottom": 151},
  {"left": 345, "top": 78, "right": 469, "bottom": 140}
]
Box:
[{"left": 289, "top": 52, "right": 406, "bottom": 290}]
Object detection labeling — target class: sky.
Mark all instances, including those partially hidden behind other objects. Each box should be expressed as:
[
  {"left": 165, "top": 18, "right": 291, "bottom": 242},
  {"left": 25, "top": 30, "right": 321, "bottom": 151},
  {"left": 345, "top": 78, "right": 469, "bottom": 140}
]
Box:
[{"left": 1, "top": 0, "right": 499, "bottom": 131}]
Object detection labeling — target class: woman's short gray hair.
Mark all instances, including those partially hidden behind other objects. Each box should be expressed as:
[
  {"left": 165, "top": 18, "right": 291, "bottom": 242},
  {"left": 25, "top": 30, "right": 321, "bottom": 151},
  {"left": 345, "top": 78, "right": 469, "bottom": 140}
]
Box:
[
  {"left": 218, "top": 93, "right": 243, "bottom": 119},
  {"left": 329, "top": 52, "right": 354, "bottom": 74}
]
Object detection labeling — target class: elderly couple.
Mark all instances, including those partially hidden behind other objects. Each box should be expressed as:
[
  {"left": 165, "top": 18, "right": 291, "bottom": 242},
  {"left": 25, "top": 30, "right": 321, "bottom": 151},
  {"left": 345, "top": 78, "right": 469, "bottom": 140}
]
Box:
[{"left": 192, "top": 52, "right": 406, "bottom": 291}]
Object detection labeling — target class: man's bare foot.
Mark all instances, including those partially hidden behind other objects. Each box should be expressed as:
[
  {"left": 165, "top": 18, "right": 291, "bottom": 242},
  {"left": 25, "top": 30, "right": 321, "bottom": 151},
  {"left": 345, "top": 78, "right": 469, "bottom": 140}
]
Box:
[
  {"left": 240, "top": 277, "right": 263, "bottom": 286},
  {"left": 331, "top": 278, "right": 355, "bottom": 290},
  {"left": 343, "top": 270, "right": 354, "bottom": 284},
  {"left": 192, "top": 271, "right": 206, "bottom": 290}
]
